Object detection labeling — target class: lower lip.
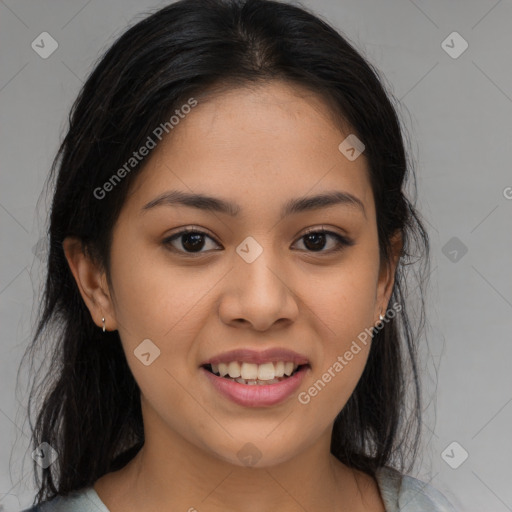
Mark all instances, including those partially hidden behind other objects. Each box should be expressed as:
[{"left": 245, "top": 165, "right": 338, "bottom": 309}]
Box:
[{"left": 201, "top": 365, "right": 309, "bottom": 407}]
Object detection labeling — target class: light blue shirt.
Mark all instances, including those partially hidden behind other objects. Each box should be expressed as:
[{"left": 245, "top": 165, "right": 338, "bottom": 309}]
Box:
[{"left": 22, "top": 466, "right": 457, "bottom": 512}]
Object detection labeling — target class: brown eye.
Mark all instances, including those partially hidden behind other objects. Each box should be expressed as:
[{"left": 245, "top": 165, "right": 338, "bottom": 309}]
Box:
[
  {"left": 163, "top": 229, "right": 220, "bottom": 254},
  {"left": 163, "top": 227, "right": 353, "bottom": 257},
  {"left": 294, "top": 229, "right": 353, "bottom": 254}
]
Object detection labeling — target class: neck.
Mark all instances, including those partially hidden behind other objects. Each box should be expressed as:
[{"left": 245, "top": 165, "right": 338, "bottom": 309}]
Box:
[{"left": 94, "top": 403, "right": 383, "bottom": 512}]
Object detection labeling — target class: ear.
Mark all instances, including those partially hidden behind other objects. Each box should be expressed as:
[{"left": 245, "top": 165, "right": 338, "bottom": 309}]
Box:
[
  {"left": 62, "top": 237, "right": 117, "bottom": 332},
  {"left": 375, "top": 230, "right": 403, "bottom": 320}
]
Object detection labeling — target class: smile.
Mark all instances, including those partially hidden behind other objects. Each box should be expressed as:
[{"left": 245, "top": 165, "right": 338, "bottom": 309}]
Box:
[{"left": 201, "top": 363, "right": 310, "bottom": 407}]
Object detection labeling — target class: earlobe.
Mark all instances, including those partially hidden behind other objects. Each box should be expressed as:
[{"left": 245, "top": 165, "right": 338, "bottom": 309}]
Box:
[{"left": 62, "top": 237, "right": 117, "bottom": 332}]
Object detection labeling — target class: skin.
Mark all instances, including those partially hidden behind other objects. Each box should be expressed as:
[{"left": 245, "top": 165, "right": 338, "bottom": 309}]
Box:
[{"left": 64, "top": 80, "right": 402, "bottom": 512}]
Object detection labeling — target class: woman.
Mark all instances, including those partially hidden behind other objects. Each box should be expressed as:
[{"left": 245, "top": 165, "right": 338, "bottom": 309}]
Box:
[{"left": 19, "top": 0, "right": 457, "bottom": 510}]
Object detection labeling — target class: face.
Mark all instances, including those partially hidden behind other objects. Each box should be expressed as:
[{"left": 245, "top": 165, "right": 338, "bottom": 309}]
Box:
[{"left": 69, "top": 80, "right": 399, "bottom": 468}]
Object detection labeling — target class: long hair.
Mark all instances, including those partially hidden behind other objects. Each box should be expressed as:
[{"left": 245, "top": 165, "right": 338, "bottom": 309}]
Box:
[{"left": 18, "top": 0, "right": 430, "bottom": 505}]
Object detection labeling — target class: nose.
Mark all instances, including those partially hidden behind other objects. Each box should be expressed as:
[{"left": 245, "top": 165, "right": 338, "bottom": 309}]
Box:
[{"left": 218, "top": 246, "right": 300, "bottom": 331}]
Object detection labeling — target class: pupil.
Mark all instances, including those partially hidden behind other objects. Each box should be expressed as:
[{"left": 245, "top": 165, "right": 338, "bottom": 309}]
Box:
[
  {"left": 182, "top": 233, "right": 204, "bottom": 251},
  {"left": 304, "top": 233, "right": 326, "bottom": 251}
]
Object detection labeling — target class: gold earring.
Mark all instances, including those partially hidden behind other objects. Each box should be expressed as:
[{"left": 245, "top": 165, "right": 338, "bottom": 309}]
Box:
[{"left": 102, "top": 317, "right": 106, "bottom": 333}]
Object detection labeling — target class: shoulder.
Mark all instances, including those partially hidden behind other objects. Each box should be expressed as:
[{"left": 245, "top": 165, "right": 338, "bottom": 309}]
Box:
[
  {"left": 20, "top": 487, "right": 109, "bottom": 512},
  {"left": 375, "top": 466, "right": 458, "bottom": 512}
]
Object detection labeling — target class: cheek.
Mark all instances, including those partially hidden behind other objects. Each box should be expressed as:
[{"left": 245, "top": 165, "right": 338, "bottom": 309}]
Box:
[
  {"left": 297, "top": 274, "right": 376, "bottom": 429},
  {"left": 304, "top": 254, "right": 379, "bottom": 343},
  {"left": 107, "top": 248, "right": 209, "bottom": 407},
  {"left": 296, "top": 249, "right": 378, "bottom": 413},
  {"left": 107, "top": 242, "right": 224, "bottom": 391},
  {"left": 108, "top": 241, "right": 209, "bottom": 338},
  {"left": 297, "top": 347, "right": 369, "bottom": 438}
]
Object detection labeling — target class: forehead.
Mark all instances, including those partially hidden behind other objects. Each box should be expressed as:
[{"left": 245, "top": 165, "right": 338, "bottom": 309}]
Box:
[{"left": 124, "top": 81, "right": 374, "bottom": 221}]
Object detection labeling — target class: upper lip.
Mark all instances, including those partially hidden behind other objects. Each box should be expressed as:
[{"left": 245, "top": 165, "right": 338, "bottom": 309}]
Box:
[{"left": 200, "top": 348, "right": 310, "bottom": 366}]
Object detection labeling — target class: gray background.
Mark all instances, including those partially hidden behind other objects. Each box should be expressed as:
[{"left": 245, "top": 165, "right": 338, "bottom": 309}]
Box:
[{"left": 1, "top": 1, "right": 511, "bottom": 511}]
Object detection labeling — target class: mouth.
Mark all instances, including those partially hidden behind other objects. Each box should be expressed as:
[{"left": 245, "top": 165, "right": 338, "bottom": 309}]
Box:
[
  {"left": 201, "top": 362, "right": 310, "bottom": 386},
  {"left": 200, "top": 362, "right": 311, "bottom": 407}
]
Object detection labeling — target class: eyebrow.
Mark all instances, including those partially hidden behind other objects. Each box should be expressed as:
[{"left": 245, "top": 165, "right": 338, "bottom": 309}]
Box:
[{"left": 141, "top": 189, "right": 366, "bottom": 220}]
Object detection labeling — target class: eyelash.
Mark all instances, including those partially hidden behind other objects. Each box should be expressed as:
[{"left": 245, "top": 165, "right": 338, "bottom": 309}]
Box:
[{"left": 162, "top": 226, "right": 354, "bottom": 257}]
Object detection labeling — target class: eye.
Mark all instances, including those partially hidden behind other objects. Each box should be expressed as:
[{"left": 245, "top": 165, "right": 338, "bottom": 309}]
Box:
[
  {"left": 163, "top": 228, "right": 220, "bottom": 255},
  {"left": 162, "top": 226, "right": 353, "bottom": 257},
  {"left": 293, "top": 227, "right": 354, "bottom": 254}
]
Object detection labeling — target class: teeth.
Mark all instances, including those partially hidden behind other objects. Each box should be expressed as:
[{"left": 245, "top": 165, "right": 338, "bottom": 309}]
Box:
[
  {"left": 228, "top": 361, "right": 241, "bottom": 378},
  {"left": 240, "top": 362, "right": 259, "bottom": 380},
  {"left": 218, "top": 362, "right": 229, "bottom": 377},
  {"left": 284, "top": 362, "right": 294, "bottom": 376},
  {"left": 234, "top": 377, "right": 280, "bottom": 385},
  {"left": 209, "top": 361, "right": 301, "bottom": 380},
  {"left": 274, "top": 361, "right": 285, "bottom": 377},
  {"left": 257, "top": 362, "right": 275, "bottom": 380}
]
